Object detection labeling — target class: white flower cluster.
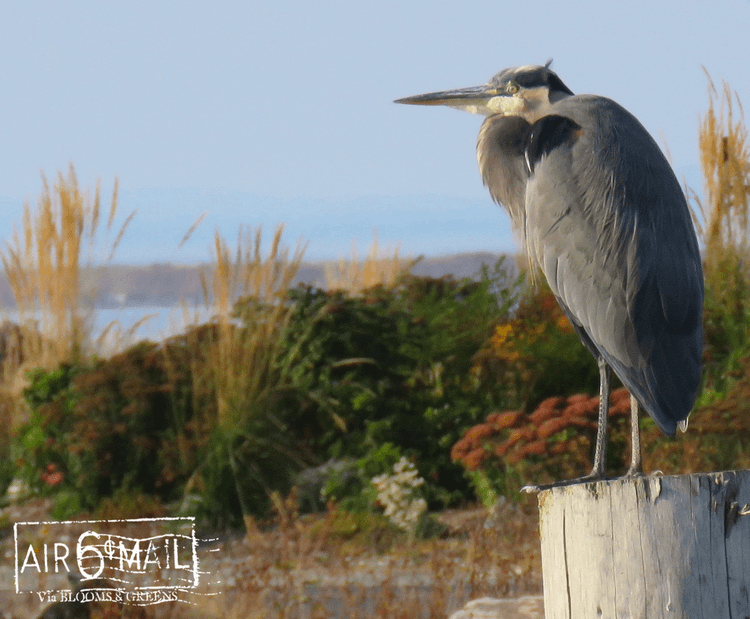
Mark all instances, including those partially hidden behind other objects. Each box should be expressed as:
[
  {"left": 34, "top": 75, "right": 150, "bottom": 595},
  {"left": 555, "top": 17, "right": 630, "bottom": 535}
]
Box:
[{"left": 372, "top": 457, "right": 427, "bottom": 532}]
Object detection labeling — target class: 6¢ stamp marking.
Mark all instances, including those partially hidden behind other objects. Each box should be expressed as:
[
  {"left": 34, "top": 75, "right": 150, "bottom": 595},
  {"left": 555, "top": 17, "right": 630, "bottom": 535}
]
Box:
[{"left": 14, "top": 517, "right": 201, "bottom": 605}]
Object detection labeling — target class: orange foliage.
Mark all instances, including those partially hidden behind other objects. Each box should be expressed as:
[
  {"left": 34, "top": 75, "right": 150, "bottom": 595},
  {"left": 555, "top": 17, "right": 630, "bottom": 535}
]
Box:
[
  {"left": 488, "top": 410, "right": 523, "bottom": 429},
  {"left": 452, "top": 387, "right": 632, "bottom": 482},
  {"left": 455, "top": 358, "right": 750, "bottom": 486}
]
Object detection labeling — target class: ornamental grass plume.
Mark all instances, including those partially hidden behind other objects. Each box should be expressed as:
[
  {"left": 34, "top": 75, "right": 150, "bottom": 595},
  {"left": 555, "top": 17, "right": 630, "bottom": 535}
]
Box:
[
  {"left": 324, "top": 235, "right": 417, "bottom": 295},
  {"left": 1, "top": 164, "right": 130, "bottom": 374},
  {"left": 686, "top": 71, "right": 750, "bottom": 395}
]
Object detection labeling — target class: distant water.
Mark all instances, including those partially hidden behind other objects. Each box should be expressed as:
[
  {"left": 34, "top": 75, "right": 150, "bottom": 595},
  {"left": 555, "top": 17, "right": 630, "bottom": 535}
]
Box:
[
  {"left": 0, "top": 306, "right": 212, "bottom": 354},
  {"left": 92, "top": 306, "right": 212, "bottom": 344},
  {"left": 0, "top": 251, "right": 512, "bottom": 354}
]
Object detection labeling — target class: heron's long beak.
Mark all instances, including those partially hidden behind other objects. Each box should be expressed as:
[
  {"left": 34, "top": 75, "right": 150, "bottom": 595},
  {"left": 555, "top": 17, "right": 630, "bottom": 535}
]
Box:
[
  {"left": 395, "top": 83, "right": 512, "bottom": 117},
  {"left": 394, "top": 85, "right": 493, "bottom": 107}
]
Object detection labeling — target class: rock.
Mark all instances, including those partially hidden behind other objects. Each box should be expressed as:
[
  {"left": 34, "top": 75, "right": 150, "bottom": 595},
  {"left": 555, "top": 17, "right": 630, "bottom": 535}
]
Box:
[{"left": 294, "top": 459, "right": 359, "bottom": 513}]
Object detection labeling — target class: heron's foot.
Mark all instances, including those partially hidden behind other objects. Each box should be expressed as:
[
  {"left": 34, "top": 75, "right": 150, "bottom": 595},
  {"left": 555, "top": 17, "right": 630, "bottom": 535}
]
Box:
[
  {"left": 523, "top": 468, "right": 657, "bottom": 492},
  {"left": 621, "top": 467, "right": 644, "bottom": 479},
  {"left": 521, "top": 471, "right": 606, "bottom": 494}
]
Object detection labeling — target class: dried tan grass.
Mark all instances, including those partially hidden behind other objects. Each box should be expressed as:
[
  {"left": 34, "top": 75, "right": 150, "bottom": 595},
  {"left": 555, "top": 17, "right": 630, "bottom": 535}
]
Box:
[
  {"left": 185, "top": 499, "right": 541, "bottom": 619},
  {"left": 690, "top": 69, "right": 750, "bottom": 282},
  {"left": 0, "top": 165, "right": 129, "bottom": 370},
  {"left": 197, "top": 224, "right": 306, "bottom": 429},
  {"left": 160, "top": 225, "right": 308, "bottom": 533},
  {"left": 0, "top": 164, "right": 131, "bottom": 431},
  {"left": 324, "top": 236, "right": 416, "bottom": 294}
]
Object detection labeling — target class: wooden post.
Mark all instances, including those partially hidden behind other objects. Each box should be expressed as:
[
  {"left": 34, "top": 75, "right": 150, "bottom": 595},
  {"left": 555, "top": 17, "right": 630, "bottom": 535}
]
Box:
[{"left": 538, "top": 470, "right": 750, "bottom": 618}]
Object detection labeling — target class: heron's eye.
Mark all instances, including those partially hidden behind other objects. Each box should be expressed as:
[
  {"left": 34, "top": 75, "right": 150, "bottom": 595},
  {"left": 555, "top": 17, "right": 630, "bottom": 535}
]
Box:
[{"left": 506, "top": 82, "right": 519, "bottom": 94}]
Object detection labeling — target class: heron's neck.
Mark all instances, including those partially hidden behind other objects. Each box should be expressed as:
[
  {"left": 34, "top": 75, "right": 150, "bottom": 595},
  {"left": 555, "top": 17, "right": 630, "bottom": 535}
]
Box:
[{"left": 520, "top": 89, "right": 572, "bottom": 124}]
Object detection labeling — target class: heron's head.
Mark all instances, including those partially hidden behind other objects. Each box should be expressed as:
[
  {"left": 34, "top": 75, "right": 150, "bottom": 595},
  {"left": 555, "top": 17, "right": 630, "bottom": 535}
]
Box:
[{"left": 395, "top": 61, "right": 574, "bottom": 122}]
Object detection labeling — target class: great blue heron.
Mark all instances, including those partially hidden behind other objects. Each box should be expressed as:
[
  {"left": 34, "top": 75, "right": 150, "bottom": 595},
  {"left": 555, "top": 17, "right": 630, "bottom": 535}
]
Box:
[{"left": 395, "top": 62, "right": 704, "bottom": 488}]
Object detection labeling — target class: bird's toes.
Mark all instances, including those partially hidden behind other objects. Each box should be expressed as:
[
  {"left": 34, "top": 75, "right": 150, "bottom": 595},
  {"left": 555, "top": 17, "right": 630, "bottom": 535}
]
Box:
[
  {"left": 521, "top": 472, "right": 607, "bottom": 493},
  {"left": 622, "top": 468, "right": 645, "bottom": 478}
]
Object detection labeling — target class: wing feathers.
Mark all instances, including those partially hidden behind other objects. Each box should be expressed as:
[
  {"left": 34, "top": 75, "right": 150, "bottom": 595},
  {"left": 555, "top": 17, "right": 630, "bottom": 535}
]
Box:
[{"left": 522, "top": 96, "right": 703, "bottom": 432}]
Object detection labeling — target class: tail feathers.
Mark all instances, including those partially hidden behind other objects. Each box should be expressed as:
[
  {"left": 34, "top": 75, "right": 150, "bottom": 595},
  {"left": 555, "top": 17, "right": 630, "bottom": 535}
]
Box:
[{"left": 603, "top": 351, "right": 699, "bottom": 437}]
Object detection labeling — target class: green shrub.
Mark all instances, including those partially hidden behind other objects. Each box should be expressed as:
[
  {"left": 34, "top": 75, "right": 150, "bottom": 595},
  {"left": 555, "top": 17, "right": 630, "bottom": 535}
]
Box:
[
  {"left": 479, "top": 282, "right": 601, "bottom": 412},
  {"left": 700, "top": 268, "right": 750, "bottom": 402},
  {"left": 269, "top": 259, "right": 520, "bottom": 508},
  {"left": 13, "top": 258, "right": 527, "bottom": 524},
  {"left": 14, "top": 342, "right": 200, "bottom": 517}
]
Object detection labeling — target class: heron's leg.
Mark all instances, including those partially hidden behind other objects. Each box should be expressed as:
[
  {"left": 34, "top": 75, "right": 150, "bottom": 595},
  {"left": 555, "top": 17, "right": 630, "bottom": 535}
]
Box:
[
  {"left": 521, "top": 357, "right": 611, "bottom": 493},
  {"left": 624, "top": 395, "right": 643, "bottom": 477},
  {"left": 587, "top": 357, "right": 610, "bottom": 479}
]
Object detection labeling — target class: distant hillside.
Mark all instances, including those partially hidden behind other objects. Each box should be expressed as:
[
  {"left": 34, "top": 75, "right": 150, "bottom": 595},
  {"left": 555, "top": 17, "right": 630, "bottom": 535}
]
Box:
[{"left": 0, "top": 252, "right": 514, "bottom": 309}]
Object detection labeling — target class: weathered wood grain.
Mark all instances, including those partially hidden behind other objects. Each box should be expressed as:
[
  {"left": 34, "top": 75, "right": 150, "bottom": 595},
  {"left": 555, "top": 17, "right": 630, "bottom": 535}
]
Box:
[{"left": 538, "top": 471, "right": 750, "bottom": 619}]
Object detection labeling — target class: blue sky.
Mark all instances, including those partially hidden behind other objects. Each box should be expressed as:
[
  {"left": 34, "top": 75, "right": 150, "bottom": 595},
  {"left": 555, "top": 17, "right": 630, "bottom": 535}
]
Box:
[{"left": 1, "top": 1, "right": 748, "bottom": 263}]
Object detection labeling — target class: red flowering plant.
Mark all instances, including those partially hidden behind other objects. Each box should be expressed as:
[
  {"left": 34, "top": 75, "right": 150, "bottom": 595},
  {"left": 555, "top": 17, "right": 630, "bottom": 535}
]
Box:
[
  {"left": 452, "top": 388, "right": 633, "bottom": 499},
  {"left": 40, "top": 463, "right": 64, "bottom": 487},
  {"left": 456, "top": 281, "right": 628, "bottom": 500}
]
